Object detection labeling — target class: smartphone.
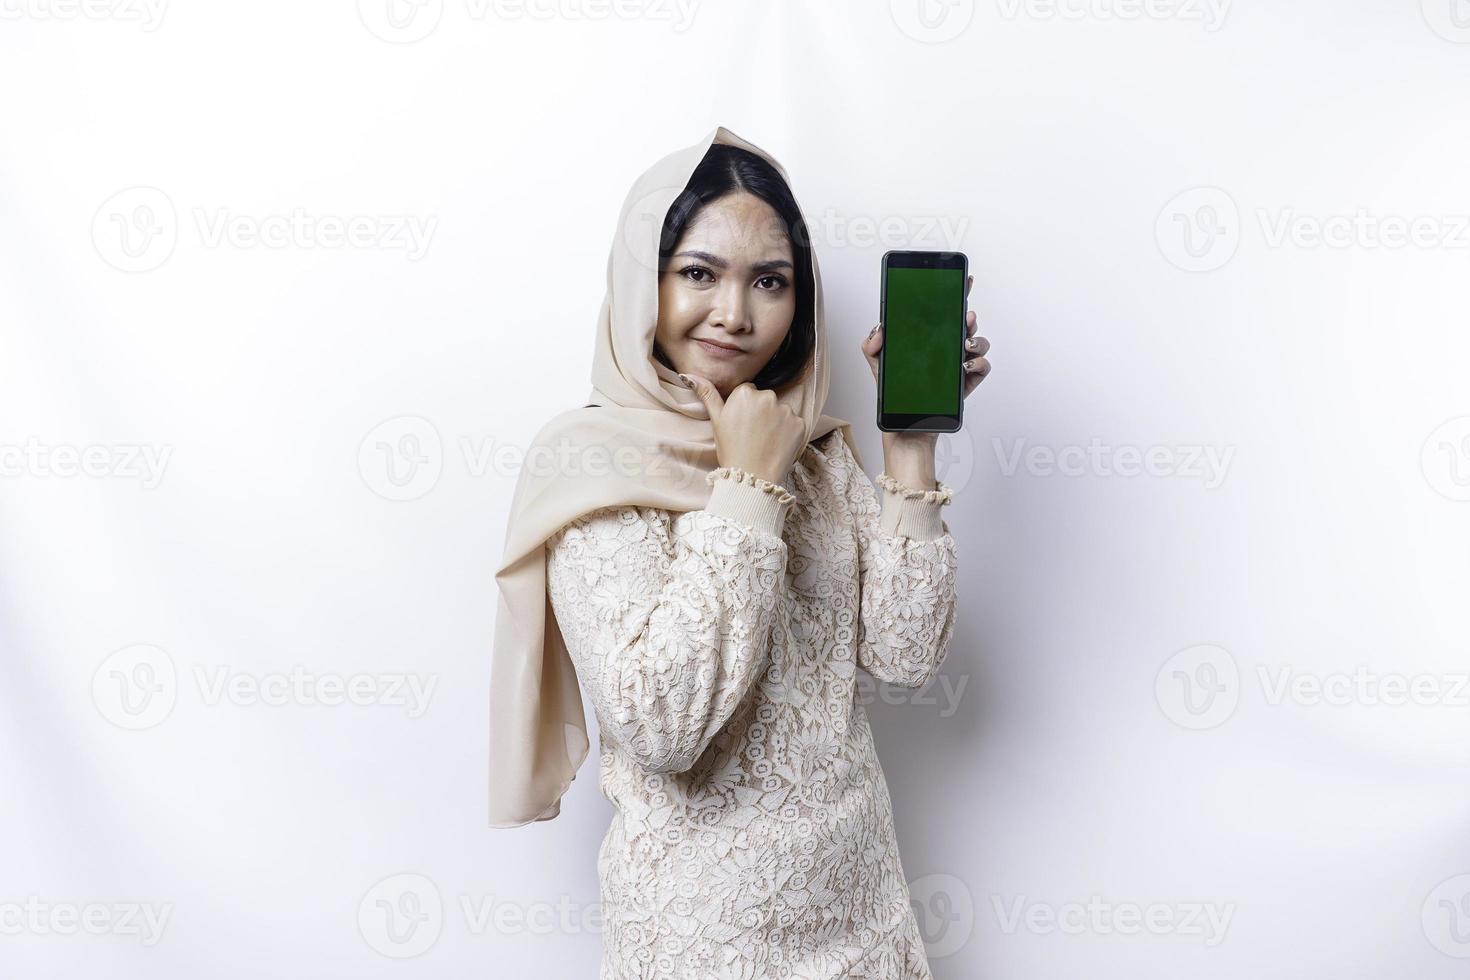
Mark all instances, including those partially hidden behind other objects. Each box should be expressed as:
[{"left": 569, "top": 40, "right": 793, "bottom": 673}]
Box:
[{"left": 877, "top": 250, "right": 967, "bottom": 433}]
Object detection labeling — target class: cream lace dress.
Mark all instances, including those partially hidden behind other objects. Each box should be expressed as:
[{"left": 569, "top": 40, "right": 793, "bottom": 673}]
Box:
[{"left": 545, "top": 427, "right": 958, "bottom": 980}]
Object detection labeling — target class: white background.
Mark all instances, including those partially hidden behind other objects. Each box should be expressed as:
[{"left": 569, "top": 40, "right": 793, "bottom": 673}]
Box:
[{"left": 3, "top": 0, "right": 1469, "bottom": 976}]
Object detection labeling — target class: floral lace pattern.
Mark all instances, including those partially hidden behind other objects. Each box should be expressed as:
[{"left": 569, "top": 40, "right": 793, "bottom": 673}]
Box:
[{"left": 545, "top": 429, "right": 959, "bottom": 979}]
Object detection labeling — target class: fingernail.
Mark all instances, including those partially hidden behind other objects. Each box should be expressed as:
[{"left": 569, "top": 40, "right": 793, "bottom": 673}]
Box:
[
  {"left": 867, "top": 324, "right": 880, "bottom": 340},
  {"left": 965, "top": 337, "right": 976, "bottom": 349},
  {"left": 677, "top": 373, "right": 692, "bottom": 389}
]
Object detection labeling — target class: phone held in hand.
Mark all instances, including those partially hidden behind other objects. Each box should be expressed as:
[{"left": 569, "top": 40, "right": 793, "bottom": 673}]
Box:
[{"left": 877, "top": 249, "right": 968, "bottom": 433}]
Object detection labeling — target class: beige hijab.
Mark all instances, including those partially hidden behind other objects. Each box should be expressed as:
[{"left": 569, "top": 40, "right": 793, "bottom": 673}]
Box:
[{"left": 488, "top": 124, "right": 862, "bottom": 828}]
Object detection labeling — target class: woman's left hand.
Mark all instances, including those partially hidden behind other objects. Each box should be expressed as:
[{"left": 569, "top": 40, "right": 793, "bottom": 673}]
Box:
[{"left": 860, "top": 273, "right": 991, "bottom": 487}]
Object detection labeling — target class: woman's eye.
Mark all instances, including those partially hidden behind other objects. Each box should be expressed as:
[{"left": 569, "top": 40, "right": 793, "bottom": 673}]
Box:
[{"left": 679, "top": 267, "right": 785, "bottom": 290}]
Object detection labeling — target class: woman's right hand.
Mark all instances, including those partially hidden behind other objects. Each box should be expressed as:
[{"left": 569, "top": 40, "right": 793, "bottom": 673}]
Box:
[{"left": 681, "top": 373, "right": 806, "bottom": 487}]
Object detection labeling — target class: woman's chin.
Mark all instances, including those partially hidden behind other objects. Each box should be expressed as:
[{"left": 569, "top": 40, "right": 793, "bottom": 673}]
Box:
[
  {"left": 711, "top": 374, "right": 754, "bottom": 397},
  {"left": 687, "top": 362, "right": 743, "bottom": 391}
]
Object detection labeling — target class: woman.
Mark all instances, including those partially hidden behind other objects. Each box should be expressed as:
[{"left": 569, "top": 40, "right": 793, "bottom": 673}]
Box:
[{"left": 488, "top": 125, "right": 991, "bottom": 979}]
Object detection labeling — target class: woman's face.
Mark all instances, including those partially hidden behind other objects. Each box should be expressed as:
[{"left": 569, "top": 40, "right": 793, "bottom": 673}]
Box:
[{"left": 654, "top": 191, "right": 797, "bottom": 399}]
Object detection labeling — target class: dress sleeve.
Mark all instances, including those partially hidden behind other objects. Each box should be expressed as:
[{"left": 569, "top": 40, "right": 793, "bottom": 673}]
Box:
[
  {"left": 544, "top": 469, "right": 794, "bottom": 775},
  {"left": 836, "top": 436, "right": 960, "bottom": 690}
]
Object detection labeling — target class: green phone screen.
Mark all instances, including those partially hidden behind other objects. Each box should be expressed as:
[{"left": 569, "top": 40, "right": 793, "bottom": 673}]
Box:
[{"left": 883, "top": 266, "right": 962, "bottom": 415}]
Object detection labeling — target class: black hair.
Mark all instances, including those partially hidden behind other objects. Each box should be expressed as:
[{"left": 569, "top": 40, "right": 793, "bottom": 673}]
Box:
[{"left": 652, "top": 143, "right": 815, "bottom": 391}]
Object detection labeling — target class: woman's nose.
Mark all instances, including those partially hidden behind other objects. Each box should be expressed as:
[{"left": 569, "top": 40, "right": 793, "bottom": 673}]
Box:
[{"left": 707, "top": 284, "right": 751, "bottom": 331}]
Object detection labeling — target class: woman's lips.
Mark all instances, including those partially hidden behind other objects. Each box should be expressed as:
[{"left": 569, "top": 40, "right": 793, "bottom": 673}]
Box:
[{"left": 695, "top": 339, "right": 745, "bottom": 358}]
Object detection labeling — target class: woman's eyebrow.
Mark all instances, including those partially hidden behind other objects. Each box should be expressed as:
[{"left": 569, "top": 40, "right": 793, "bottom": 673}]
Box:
[{"left": 674, "top": 250, "right": 793, "bottom": 273}]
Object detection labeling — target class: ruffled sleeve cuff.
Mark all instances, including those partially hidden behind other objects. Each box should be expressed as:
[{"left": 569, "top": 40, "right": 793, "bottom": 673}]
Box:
[
  {"left": 875, "top": 472, "right": 953, "bottom": 541},
  {"left": 703, "top": 466, "right": 795, "bottom": 539}
]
